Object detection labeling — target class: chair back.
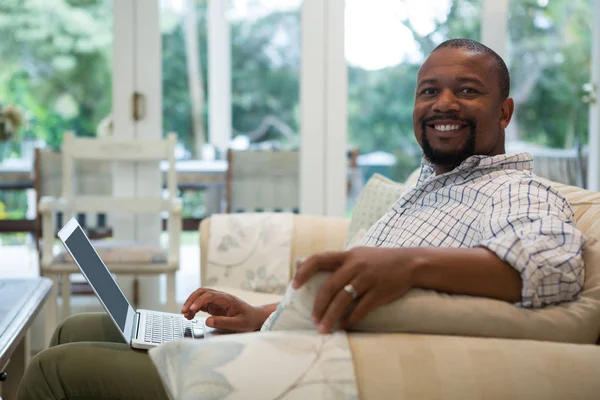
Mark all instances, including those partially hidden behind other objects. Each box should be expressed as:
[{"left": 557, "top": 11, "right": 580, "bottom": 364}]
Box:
[
  {"left": 60, "top": 131, "right": 178, "bottom": 218},
  {"left": 532, "top": 144, "right": 587, "bottom": 188},
  {"left": 225, "top": 149, "right": 299, "bottom": 213}
]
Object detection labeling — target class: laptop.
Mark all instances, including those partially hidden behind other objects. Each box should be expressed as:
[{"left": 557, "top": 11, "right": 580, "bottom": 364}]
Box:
[{"left": 57, "top": 217, "right": 206, "bottom": 350}]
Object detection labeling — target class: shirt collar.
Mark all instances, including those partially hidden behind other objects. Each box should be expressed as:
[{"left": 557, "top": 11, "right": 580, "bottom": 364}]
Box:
[{"left": 416, "top": 152, "right": 534, "bottom": 186}]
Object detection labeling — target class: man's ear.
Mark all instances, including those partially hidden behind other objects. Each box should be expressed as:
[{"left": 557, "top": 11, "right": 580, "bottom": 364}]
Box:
[{"left": 499, "top": 97, "right": 514, "bottom": 129}]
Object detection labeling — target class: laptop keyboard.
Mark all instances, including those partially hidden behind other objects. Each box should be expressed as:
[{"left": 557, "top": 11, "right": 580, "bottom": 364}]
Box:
[{"left": 144, "top": 313, "right": 197, "bottom": 344}]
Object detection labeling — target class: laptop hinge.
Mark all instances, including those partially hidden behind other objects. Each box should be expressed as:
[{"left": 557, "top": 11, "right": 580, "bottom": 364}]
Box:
[{"left": 132, "top": 312, "right": 140, "bottom": 341}]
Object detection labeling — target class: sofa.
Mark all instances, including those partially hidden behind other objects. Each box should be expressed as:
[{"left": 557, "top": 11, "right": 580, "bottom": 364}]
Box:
[{"left": 148, "top": 171, "right": 600, "bottom": 399}]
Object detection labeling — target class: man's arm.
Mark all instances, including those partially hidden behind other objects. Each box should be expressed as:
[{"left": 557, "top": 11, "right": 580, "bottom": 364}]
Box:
[
  {"left": 410, "top": 247, "right": 522, "bottom": 303},
  {"left": 477, "top": 179, "right": 586, "bottom": 307}
]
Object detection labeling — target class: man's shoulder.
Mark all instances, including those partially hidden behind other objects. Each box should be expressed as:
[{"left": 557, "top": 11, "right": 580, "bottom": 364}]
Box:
[{"left": 480, "top": 169, "right": 573, "bottom": 209}]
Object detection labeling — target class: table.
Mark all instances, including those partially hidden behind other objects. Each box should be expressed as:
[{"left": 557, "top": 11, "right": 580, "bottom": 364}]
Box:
[
  {"left": 0, "top": 278, "right": 52, "bottom": 399},
  {"left": 0, "top": 159, "right": 228, "bottom": 234}
]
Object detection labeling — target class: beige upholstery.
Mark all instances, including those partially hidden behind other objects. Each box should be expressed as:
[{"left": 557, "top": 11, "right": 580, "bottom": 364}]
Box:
[
  {"left": 349, "top": 333, "right": 600, "bottom": 399},
  {"left": 195, "top": 173, "right": 600, "bottom": 397}
]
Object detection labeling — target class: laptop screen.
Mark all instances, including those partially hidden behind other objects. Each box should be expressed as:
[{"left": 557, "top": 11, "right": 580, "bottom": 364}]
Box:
[{"left": 64, "top": 225, "right": 131, "bottom": 331}]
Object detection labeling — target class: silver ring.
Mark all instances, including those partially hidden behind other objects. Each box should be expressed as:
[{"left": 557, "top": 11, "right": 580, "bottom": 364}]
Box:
[{"left": 343, "top": 284, "right": 359, "bottom": 300}]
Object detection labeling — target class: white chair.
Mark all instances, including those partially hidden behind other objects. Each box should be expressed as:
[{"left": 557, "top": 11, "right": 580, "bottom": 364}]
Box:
[{"left": 39, "top": 131, "right": 182, "bottom": 342}]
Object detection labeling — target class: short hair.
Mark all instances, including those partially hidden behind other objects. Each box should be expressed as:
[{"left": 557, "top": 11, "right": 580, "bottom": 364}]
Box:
[{"left": 432, "top": 38, "right": 510, "bottom": 100}]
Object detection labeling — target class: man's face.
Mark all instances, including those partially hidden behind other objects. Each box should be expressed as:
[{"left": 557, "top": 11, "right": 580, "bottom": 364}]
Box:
[{"left": 413, "top": 48, "right": 513, "bottom": 171}]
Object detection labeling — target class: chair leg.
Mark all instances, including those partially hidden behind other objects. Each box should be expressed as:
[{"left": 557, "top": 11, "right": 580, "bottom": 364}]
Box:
[
  {"left": 133, "top": 276, "right": 139, "bottom": 309},
  {"left": 166, "top": 272, "right": 177, "bottom": 313},
  {"left": 60, "top": 272, "right": 71, "bottom": 322},
  {"left": 43, "top": 273, "right": 59, "bottom": 348}
]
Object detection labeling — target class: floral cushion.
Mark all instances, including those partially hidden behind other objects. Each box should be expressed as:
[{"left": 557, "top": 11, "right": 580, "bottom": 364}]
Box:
[
  {"left": 148, "top": 331, "right": 358, "bottom": 400},
  {"left": 203, "top": 213, "right": 293, "bottom": 295},
  {"left": 53, "top": 240, "right": 168, "bottom": 264}
]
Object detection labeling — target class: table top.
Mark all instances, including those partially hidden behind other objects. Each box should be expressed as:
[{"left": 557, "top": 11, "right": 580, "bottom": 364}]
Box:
[
  {"left": 0, "top": 159, "right": 229, "bottom": 184},
  {"left": 0, "top": 278, "right": 52, "bottom": 369}
]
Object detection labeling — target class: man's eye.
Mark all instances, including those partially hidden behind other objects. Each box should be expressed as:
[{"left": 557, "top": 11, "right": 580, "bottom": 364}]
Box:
[
  {"left": 460, "top": 88, "right": 478, "bottom": 94},
  {"left": 421, "top": 88, "right": 437, "bottom": 95}
]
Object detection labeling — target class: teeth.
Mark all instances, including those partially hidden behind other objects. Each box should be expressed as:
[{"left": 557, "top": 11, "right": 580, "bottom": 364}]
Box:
[{"left": 434, "top": 124, "right": 462, "bottom": 132}]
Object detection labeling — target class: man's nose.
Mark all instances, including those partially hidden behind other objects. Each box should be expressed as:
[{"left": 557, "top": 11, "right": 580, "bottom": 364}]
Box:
[{"left": 433, "top": 89, "right": 460, "bottom": 113}]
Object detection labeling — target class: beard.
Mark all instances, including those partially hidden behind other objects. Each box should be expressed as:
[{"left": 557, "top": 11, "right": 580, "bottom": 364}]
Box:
[{"left": 420, "top": 117, "right": 477, "bottom": 169}]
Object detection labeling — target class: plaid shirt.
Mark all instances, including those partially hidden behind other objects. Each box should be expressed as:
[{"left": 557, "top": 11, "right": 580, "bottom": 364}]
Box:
[{"left": 360, "top": 152, "right": 586, "bottom": 308}]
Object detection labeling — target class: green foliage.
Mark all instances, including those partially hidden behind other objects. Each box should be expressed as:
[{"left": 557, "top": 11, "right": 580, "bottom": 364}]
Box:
[
  {"left": 507, "top": 0, "right": 591, "bottom": 148},
  {"left": 0, "top": 0, "right": 112, "bottom": 151}
]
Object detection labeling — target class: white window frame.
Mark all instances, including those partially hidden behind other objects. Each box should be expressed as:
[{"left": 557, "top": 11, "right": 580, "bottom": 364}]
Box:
[
  {"left": 300, "top": 0, "right": 347, "bottom": 216},
  {"left": 112, "top": 0, "right": 163, "bottom": 309},
  {"left": 587, "top": 0, "right": 600, "bottom": 191}
]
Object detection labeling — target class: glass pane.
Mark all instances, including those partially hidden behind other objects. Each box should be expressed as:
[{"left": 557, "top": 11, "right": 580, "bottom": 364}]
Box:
[
  {"left": 160, "top": 0, "right": 301, "bottom": 216},
  {"left": 229, "top": 0, "right": 301, "bottom": 151},
  {"left": 161, "top": 0, "right": 301, "bottom": 156},
  {"left": 0, "top": 0, "right": 113, "bottom": 227},
  {"left": 507, "top": 0, "right": 591, "bottom": 149},
  {"left": 345, "top": 0, "right": 481, "bottom": 211}
]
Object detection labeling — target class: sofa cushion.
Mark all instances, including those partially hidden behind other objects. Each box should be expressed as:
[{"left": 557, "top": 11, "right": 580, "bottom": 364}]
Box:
[
  {"left": 345, "top": 173, "right": 406, "bottom": 248},
  {"left": 53, "top": 240, "right": 167, "bottom": 264},
  {"left": 148, "top": 331, "right": 358, "bottom": 400},
  {"left": 263, "top": 182, "right": 600, "bottom": 344},
  {"left": 349, "top": 333, "right": 600, "bottom": 399},
  {"left": 202, "top": 213, "right": 294, "bottom": 295},
  {"left": 200, "top": 214, "right": 350, "bottom": 291}
]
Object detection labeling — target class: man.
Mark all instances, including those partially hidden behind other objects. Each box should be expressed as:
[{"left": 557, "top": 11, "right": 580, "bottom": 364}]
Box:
[{"left": 18, "top": 39, "right": 585, "bottom": 400}]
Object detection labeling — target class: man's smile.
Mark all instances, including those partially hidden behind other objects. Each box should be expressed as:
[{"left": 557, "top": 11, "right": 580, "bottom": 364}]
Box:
[{"left": 425, "top": 120, "right": 470, "bottom": 139}]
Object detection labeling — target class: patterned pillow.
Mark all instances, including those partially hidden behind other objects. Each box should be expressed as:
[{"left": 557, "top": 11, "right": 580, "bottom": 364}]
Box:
[
  {"left": 345, "top": 173, "right": 407, "bottom": 248},
  {"left": 148, "top": 331, "right": 358, "bottom": 400}
]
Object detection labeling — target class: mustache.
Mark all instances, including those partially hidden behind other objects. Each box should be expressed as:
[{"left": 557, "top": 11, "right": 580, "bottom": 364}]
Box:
[{"left": 421, "top": 114, "right": 475, "bottom": 127}]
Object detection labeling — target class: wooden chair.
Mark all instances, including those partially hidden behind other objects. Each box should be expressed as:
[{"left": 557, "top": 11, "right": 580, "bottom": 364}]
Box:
[
  {"left": 34, "top": 148, "right": 113, "bottom": 253},
  {"left": 34, "top": 147, "right": 115, "bottom": 300},
  {"left": 39, "top": 132, "right": 182, "bottom": 341},
  {"left": 225, "top": 149, "right": 300, "bottom": 213},
  {"left": 531, "top": 143, "right": 587, "bottom": 189}
]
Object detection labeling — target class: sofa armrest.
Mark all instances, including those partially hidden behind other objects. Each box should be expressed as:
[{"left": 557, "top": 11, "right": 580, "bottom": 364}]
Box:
[{"left": 199, "top": 214, "right": 350, "bottom": 285}]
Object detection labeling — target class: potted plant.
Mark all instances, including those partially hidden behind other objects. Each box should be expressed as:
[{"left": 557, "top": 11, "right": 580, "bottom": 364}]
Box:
[
  {"left": 0, "top": 104, "right": 26, "bottom": 161},
  {"left": 0, "top": 104, "right": 25, "bottom": 142}
]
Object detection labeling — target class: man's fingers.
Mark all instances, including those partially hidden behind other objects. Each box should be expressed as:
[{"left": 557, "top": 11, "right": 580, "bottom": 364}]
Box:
[
  {"left": 190, "top": 291, "right": 218, "bottom": 313},
  {"left": 340, "top": 291, "right": 379, "bottom": 329},
  {"left": 292, "top": 252, "right": 347, "bottom": 289},
  {"left": 316, "top": 280, "right": 365, "bottom": 334},
  {"left": 206, "top": 315, "right": 251, "bottom": 332},
  {"left": 312, "top": 267, "right": 358, "bottom": 324},
  {"left": 181, "top": 288, "right": 208, "bottom": 313}
]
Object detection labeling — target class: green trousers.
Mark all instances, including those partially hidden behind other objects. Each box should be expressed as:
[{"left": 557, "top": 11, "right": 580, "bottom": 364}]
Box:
[{"left": 17, "top": 313, "right": 169, "bottom": 400}]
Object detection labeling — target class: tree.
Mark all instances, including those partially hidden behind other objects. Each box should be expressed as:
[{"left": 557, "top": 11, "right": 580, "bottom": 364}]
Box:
[
  {"left": 507, "top": 0, "right": 591, "bottom": 148},
  {"left": 0, "top": 0, "right": 112, "bottom": 150}
]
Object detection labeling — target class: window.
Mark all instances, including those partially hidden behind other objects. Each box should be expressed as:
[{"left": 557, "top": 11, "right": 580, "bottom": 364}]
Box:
[
  {"left": 507, "top": 0, "right": 592, "bottom": 149},
  {"left": 160, "top": 0, "right": 301, "bottom": 159}
]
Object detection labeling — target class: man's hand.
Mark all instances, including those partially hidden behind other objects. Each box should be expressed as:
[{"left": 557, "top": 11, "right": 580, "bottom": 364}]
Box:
[
  {"left": 181, "top": 288, "right": 272, "bottom": 332},
  {"left": 292, "top": 247, "right": 421, "bottom": 334}
]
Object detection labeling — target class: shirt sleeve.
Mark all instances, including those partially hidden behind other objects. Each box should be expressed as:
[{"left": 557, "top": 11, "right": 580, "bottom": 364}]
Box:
[{"left": 476, "top": 178, "right": 586, "bottom": 308}]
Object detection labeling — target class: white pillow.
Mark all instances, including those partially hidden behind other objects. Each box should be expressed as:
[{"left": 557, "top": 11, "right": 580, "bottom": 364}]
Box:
[
  {"left": 262, "top": 235, "right": 600, "bottom": 344},
  {"left": 345, "top": 173, "right": 406, "bottom": 248}
]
